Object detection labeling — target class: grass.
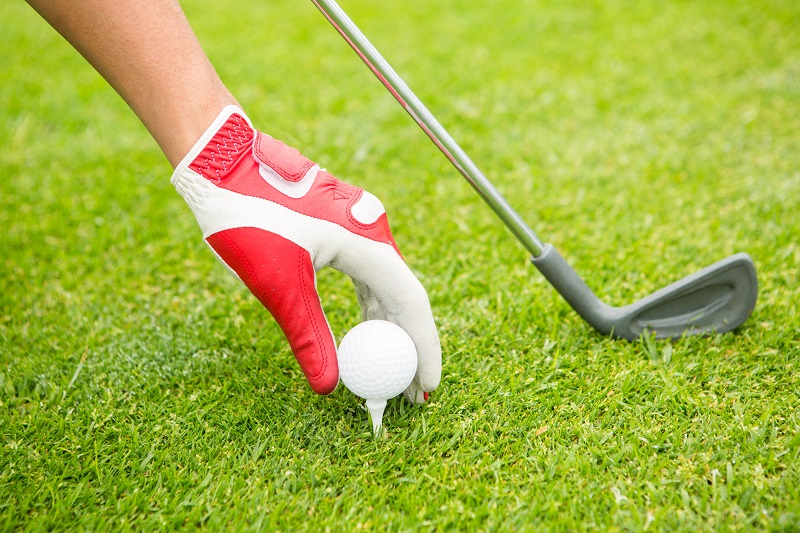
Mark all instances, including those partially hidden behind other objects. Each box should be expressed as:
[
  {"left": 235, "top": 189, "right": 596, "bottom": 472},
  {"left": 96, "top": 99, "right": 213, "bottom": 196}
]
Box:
[{"left": 1, "top": 0, "right": 799, "bottom": 530}]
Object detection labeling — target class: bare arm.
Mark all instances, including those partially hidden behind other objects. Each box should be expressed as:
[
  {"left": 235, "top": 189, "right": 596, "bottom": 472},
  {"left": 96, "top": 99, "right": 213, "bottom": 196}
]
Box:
[{"left": 25, "top": 0, "right": 239, "bottom": 167}]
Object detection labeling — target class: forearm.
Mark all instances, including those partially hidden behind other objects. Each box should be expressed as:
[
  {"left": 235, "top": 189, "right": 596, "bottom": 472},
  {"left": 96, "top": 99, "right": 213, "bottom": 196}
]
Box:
[{"left": 25, "top": 0, "right": 238, "bottom": 167}]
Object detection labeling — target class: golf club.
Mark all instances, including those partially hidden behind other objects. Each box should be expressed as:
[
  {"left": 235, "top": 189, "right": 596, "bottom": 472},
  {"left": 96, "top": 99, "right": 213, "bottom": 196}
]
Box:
[{"left": 310, "top": 0, "right": 758, "bottom": 340}]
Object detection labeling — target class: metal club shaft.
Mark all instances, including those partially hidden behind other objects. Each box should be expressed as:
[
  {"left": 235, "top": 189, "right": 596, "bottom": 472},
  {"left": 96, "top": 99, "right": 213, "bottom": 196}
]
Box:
[
  {"left": 311, "top": 0, "right": 546, "bottom": 257},
  {"left": 310, "top": 0, "right": 759, "bottom": 340}
]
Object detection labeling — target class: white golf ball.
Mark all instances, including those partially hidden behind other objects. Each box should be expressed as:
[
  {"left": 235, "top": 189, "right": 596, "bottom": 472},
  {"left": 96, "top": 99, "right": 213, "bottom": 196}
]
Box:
[{"left": 338, "top": 320, "right": 418, "bottom": 400}]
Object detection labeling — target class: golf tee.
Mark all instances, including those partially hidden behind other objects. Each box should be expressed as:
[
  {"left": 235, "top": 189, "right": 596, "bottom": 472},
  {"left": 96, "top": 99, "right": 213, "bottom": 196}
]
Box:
[{"left": 366, "top": 398, "right": 387, "bottom": 436}]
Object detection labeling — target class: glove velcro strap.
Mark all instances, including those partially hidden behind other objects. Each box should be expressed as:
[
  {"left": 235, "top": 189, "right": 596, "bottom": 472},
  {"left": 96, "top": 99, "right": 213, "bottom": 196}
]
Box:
[{"left": 253, "top": 132, "right": 315, "bottom": 183}]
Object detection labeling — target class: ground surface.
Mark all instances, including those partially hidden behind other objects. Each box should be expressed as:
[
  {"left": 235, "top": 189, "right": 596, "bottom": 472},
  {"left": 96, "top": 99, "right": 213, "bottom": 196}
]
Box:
[{"left": 1, "top": 0, "right": 798, "bottom": 530}]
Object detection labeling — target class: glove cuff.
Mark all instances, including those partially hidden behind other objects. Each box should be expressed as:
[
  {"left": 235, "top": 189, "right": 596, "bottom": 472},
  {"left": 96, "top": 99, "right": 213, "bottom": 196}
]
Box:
[{"left": 170, "top": 105, "right": 253, "bottom": 187}]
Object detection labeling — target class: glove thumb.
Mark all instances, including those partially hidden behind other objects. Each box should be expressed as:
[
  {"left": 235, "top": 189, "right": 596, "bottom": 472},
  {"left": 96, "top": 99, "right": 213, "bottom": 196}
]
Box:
[{"left": 206, "top": 226, "right": 339, "bottom": 394}]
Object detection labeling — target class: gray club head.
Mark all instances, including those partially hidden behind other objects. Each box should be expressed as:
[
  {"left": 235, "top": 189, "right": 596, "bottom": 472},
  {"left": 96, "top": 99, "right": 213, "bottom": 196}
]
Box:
[{"left": 532, "top": 244, "right": 758, "bottom": 340}]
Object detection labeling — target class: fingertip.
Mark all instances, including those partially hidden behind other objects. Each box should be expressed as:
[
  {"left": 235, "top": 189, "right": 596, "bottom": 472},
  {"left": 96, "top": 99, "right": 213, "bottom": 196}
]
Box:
[
  {"left": 308, "top": 367, "right": 339, "bottom": 395},
  {"left": 403, "top": 380, "right": 437, "bottom": 404},
  {"left": 416, "top": 355, "right": 442, "bottom": 395}
]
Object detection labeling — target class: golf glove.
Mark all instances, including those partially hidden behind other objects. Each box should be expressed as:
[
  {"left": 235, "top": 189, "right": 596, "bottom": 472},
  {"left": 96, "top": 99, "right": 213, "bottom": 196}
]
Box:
[{"left": 171, "top": 106, "right": 441, "bottom": 402}]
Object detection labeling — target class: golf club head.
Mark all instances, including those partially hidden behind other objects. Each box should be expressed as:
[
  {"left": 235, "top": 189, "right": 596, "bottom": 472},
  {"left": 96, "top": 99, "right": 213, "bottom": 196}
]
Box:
[{"left": 532, "top": 245, "right": 758, "bottom": 340}]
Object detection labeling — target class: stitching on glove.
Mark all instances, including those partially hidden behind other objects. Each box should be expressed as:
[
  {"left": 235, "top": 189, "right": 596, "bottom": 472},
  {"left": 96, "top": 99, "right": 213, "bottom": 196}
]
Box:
[
  {"left": 331, "top": 181, "right": 351, "bottom": 201},
  {"left": 344, "top": 190, "right": 395, "bottom": 241},
  {"left": 298, "top": 245, "right": 329, "bottom": 381},
  {"left": 219, "top": 230, "right": 264, "bottom": 303},
  {"left": 345, "top": 189, "right": 370, "bottom": 230},
  {"left": 253, "top": 133, "right": 315, "bottom": 183},
  {"left": 190, "top": 114, "right": 254, "bottom": 182}
]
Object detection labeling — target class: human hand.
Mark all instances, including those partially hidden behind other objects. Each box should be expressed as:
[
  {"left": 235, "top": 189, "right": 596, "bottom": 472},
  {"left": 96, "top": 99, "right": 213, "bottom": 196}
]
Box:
[{"left": 171, "top": 106, "right": 441, "bottom": 402}]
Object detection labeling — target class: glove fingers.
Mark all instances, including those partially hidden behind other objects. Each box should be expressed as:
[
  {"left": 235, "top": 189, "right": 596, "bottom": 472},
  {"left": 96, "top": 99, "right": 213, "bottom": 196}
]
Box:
[
  {"left": 353, "top": 279, "right": 387, "bottom": 322},
  {"left": 206, "top": 227, "right": 339, "bottom": 394},
  {"left": 343, "top": 245, "right": 441, "bottom": 398},
  {"left": 403, "top": 379, "right": 430, "bottom": 405},
  {"left": 353, "top": 278, "right": 431, "bottom": 404}
]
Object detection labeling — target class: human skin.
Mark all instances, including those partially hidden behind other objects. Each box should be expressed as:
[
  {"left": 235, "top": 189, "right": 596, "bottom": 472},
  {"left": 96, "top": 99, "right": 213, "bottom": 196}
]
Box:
[{"left": 25, "top": 0, "right": 239, "bottom": 167}]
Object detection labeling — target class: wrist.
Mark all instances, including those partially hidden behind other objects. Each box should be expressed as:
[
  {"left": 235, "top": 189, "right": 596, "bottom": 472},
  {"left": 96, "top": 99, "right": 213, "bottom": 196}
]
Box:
[
  {"left": 163, "top": 91, "right": 242, "bottom": 168},
  {"left": 170, "top": 104, "right": 252, "bottom": 186}
]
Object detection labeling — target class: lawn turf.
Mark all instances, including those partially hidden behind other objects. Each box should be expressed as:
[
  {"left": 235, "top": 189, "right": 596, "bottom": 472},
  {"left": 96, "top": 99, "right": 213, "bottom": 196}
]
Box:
[{"left": 1, "top": 0, "right": 799, "bottom": 530}]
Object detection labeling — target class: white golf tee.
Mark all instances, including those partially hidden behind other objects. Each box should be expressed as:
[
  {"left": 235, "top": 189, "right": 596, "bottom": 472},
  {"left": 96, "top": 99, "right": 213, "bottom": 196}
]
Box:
[{"left": 366, "top": 398, "right": 387, "bottom": 435}]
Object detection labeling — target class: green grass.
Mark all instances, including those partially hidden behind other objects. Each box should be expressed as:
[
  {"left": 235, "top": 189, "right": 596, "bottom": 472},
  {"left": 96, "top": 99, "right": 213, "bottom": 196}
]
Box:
[{"left": 2, "top": 0, "right": 799, "bottom": 530}]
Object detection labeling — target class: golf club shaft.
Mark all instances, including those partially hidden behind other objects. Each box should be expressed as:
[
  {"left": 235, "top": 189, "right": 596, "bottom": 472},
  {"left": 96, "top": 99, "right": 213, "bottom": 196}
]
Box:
[
  {"left": 312, "top": 0, "right": 759, "bottom": 340},
  {"left": 311, "top": 0, "right": 546, "bottom": 257}
]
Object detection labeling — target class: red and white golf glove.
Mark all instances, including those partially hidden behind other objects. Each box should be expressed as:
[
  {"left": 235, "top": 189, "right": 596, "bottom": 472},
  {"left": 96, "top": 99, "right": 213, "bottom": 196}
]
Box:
[{"left": 171, "top": 106, "right": 441, "bottom": 402}]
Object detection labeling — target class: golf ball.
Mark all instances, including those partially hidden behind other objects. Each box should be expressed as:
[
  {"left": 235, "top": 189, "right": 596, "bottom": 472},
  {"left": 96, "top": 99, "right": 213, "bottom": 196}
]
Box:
[{"left": 338, "top": 320, "right": 418, "bottom": 400}]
